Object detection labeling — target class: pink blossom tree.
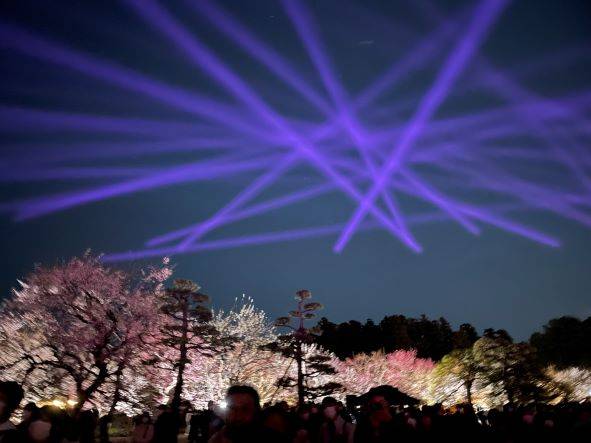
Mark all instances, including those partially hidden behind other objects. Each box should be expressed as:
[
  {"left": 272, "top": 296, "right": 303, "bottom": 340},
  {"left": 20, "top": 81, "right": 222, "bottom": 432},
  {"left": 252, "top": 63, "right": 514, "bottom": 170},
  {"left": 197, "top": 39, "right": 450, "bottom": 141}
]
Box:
[
  {"left": 334, "top": 349, "right": 434, "bottom": 400},
  {"left": 0, "top": 253, "right": 171, "bottom": 413}
]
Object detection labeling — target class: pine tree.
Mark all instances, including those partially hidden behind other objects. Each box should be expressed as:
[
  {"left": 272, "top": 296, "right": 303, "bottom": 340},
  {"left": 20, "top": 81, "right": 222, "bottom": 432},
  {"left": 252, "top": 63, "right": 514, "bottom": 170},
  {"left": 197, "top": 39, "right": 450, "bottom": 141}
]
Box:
[
  {"left": 149, "top": 279, "right": 223, "bottom": 412},
  {"left": 270, "top": 289, "right": 341, "bottom": 406}
]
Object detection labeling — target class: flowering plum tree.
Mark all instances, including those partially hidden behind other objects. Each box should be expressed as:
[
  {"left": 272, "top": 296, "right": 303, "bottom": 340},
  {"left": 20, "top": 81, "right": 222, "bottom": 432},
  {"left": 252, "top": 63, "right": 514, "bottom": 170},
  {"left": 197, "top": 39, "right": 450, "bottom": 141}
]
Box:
[
  {"left": 334, "top": 349, "right": 434, "bottom": 400},
  {"left": 0, "top": 253, "right": 171, "bottom": 413},
  {"left": 432, "top": 348, "right": 480, "bottom": 405},
  {"left": 183, "top": 296, "right": 292, "bottom": 407}
]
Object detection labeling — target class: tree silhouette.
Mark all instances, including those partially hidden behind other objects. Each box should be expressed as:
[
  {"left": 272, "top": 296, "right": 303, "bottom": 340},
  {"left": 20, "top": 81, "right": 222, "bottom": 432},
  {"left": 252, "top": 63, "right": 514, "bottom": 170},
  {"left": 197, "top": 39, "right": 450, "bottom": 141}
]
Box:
[
  {"left": 148, "top": 279, "right": 225, "bottom": 413},
  {"left": 530, "top": 316, "right": 591, "bottom": 369},
  {"left": 270, "top": 289, "right": 341, "bottom": 406}
]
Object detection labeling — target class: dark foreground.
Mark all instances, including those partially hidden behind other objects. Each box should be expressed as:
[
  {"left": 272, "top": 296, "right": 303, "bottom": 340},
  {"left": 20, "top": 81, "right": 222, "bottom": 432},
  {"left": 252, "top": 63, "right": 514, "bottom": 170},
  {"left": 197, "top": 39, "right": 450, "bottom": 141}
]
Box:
[{"left": 1, "top": 381, "right": 590, "bottom": 442}]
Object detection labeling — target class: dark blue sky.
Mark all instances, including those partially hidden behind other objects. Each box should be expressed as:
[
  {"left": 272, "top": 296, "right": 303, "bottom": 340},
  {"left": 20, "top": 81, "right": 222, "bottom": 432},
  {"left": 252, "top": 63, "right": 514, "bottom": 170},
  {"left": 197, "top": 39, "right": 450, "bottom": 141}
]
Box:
[{"left": 1, "top": 0, "right": 590, "bottom": 340}]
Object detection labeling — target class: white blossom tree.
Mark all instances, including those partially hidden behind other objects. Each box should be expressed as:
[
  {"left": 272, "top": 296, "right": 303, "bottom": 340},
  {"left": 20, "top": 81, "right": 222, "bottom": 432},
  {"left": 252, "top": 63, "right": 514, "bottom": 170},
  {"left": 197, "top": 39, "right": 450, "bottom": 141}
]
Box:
[{"left": 183, "top": 296, "right": 292, "bottom": 407}]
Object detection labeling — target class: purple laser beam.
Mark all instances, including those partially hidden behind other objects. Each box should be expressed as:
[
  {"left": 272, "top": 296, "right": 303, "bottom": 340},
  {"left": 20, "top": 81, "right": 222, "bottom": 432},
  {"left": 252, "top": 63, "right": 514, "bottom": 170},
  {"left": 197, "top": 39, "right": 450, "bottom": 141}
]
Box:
[
  {"left": 281, "top": 0, "right": 420, "bottom": 249},
  {"left": 102, "top": 202, "right": 555, "bottom": 263},
  {"left": 176, "top": 153, "right": 301, "bottom": 250},
  {"left": 335, "top": 0, "right": 511, "bottom": 252},
  {"left": 0, "top": 22, "right": 278, "bottom": 143},
  {"left": 124, "top": 0, "right": 416, "bottom": 248},
  {"left": 12, "top": 153, "right": 282, "bottom": 220},
  {"left": 187, "top": 0, "right": 333, "bottom": 116}
]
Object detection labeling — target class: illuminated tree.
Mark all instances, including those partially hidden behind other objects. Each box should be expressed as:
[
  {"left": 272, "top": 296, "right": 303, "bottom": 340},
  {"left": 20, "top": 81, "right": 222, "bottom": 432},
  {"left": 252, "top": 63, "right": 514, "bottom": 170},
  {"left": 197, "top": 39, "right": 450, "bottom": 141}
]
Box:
[
  {"left": 146, "top": 278, "right": 227, "bottom": 412},
  {"left": 473, "top": 331, "right": 552, "bottom": 405},
  {"left": 271, "top": 289, "right": 341, "bottom": 406},
  {"left": 210, "top": 296, "right": 277, "bottom": 384},
  {"left": 433, "top": 348, "right": 480, "bottom": 405},
  {"left": 183, "top": 296, "right": 292, "bottom": 407},
  {"left": 334, "top": 349, "right": 434, "bottom": 400},
  {"left": 547, "top": 367, "right": 591, "bottom": 402},
  {"left": 91, "top": 353, "right": 163, "bottom": 415},
  {"left": 0, "top": 253, "right": 171, "bottom": 413},
  {"left": 333, "top": 351, "right": 390, "bottom": 396}
]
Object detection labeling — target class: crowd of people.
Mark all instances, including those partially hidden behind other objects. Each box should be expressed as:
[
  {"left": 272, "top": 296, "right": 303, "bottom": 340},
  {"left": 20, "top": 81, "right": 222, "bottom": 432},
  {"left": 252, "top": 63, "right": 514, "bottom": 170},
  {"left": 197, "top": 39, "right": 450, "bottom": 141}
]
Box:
[{"left": 1, "top": 380, "right": 590, "bottom": 442}]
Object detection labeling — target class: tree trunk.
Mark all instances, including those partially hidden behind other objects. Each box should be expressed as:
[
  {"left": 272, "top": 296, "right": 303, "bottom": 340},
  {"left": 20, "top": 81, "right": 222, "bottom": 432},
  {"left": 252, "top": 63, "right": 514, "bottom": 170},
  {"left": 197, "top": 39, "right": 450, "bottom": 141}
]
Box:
[
  {"left": 75, "top": 363, "right": 108, "bottom": 414},
  {"left": 295, "top": 299, "right": 306, "bottom": 408},
  {"left": 171, "top": 300, "right": 189, "bottom": 413},
  {"left": 76, "top": 382, "right": 87, "bottom": 415},
  {"left": 296, "top": 340, "right": 304, "bottom": 408},
  {"left": 465, "top": 380, "right": 473, "bottom": 405},
  {"left": 108, "top": 366, "right": 123, "bottom": 416},
  {"left": 506, "top": 386, "right": 514, "bottom": 405}
]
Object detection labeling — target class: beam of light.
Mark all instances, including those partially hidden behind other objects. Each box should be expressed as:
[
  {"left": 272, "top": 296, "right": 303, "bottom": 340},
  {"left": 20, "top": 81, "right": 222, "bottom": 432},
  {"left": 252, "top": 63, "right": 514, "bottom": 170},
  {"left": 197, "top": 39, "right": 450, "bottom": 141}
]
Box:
[
  {"left": 385, "top": 178, "right": 561, "bottom": 248},
  {"left": 2, "top": 137, "right": 277, "bottom": 166},
  {"left": 433, "top": 153, "right": 591, "bottom": 226},
  {"left": 0, "top": 106, "right": 217, "bottom": 137},
  {"left": 391, "top": 159, "right": 569, "bottom": 241},
  {"left": 302, "top": 42, "right": 591, "bottom": 158},
  {"left": 366, "top": 90, "right": 591, "bottom": 147},
  {"left": 147, "top": 143, "right": 478, "bottom": 249},
  {"left": 0, "top": 22, "right": 277, "bottom": 142},
  {"left": 146, "top": 182, "right": 338, "bottom": 247},
  {"left": 176, "top": 153, "right": 301, "bottom": 250},
  {"left": 196, "top": 0, "right": 458, "bottom": 118},
  {"left": 437, "top": 154, "right": 591, "bottom": 228},
  {"left": 1, "top": 0, "right": 588, "bottom": 259},
  {"left": 0, "top": 166, "right": 160, "bottom": 182},
  {"left": 124, "top": 0, "right": 415, "bottom": 248},
  {"left": 455, "top": 206, "right": 561, "bottom": 248},
  {"left": 187, "top": 0, "right": 333, "bottom": 116},
  {"left": 413, "top": 0, "right": 591, "bottom": 199},
  {"left": 298, "top": 154, "right": 558, "bottom": 247},
  {"left": 498, "top": 46, "right": 591, "bottom": 83},
  {"left": 305, "top": 89, "right": 591, "bottom": 160},
  {"left": 164, "top": 0, "right": 418, "bottom": 252},
  {"left": 280, "top": 4, "right": 470, "bottom": 155},
  {"left": 329, "top": 91, "right": 591, "bottom": 165},
  {"left": 281, "top": 0, "right": 350, "bottom": 111},
  {"left": 11, "top": 154, "right": 282, "bottom": 220},
  {"left": 352, "top": 3, "right": 591, "bottom": 129},
  {"left": 480, "top": 147, "right": 571, "bottom": 163},
  {"left": 478, "top": 67, "right": 591, "bottom": 197},
  {"left": 399, "top": 169, "right": 480, "bottom": 235},
  {"left": 101, "top": 202, "right": 547, "bottom": 263},
  {"left": 105, "top": 223, "right": 369, "bottom": 262},
  {"left": 280, "top": 0, "right": 420, "bottom": 250},
  {"left": 191, "top": 0, "right": 470, "bottom": 194},
  {"left": 149, "top": 146, "right": 421, "bottom": 249},
  {"left": 335, "top": 0, "right": 511, "bottom": 252},
  {"left": 353, "top": 6, "right": 467, "bottom": 109}
]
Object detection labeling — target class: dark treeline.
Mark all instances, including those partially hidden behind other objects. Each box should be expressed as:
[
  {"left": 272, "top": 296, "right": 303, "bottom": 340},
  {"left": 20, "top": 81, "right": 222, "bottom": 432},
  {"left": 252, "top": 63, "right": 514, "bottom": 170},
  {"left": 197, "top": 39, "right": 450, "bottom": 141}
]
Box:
[
  {"left": 531, "top": 316, "right": 591, "bottom": 368},
  {"left": 315, "top": 314, "right": 591, "bottom": 365}
]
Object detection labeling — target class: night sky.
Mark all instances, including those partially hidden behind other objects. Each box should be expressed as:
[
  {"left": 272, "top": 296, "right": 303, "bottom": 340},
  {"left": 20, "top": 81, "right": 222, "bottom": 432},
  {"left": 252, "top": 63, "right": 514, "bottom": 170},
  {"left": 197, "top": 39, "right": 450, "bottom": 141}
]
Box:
[{"left": 1, "top": 0, "right": 591, "bottom": 341}]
